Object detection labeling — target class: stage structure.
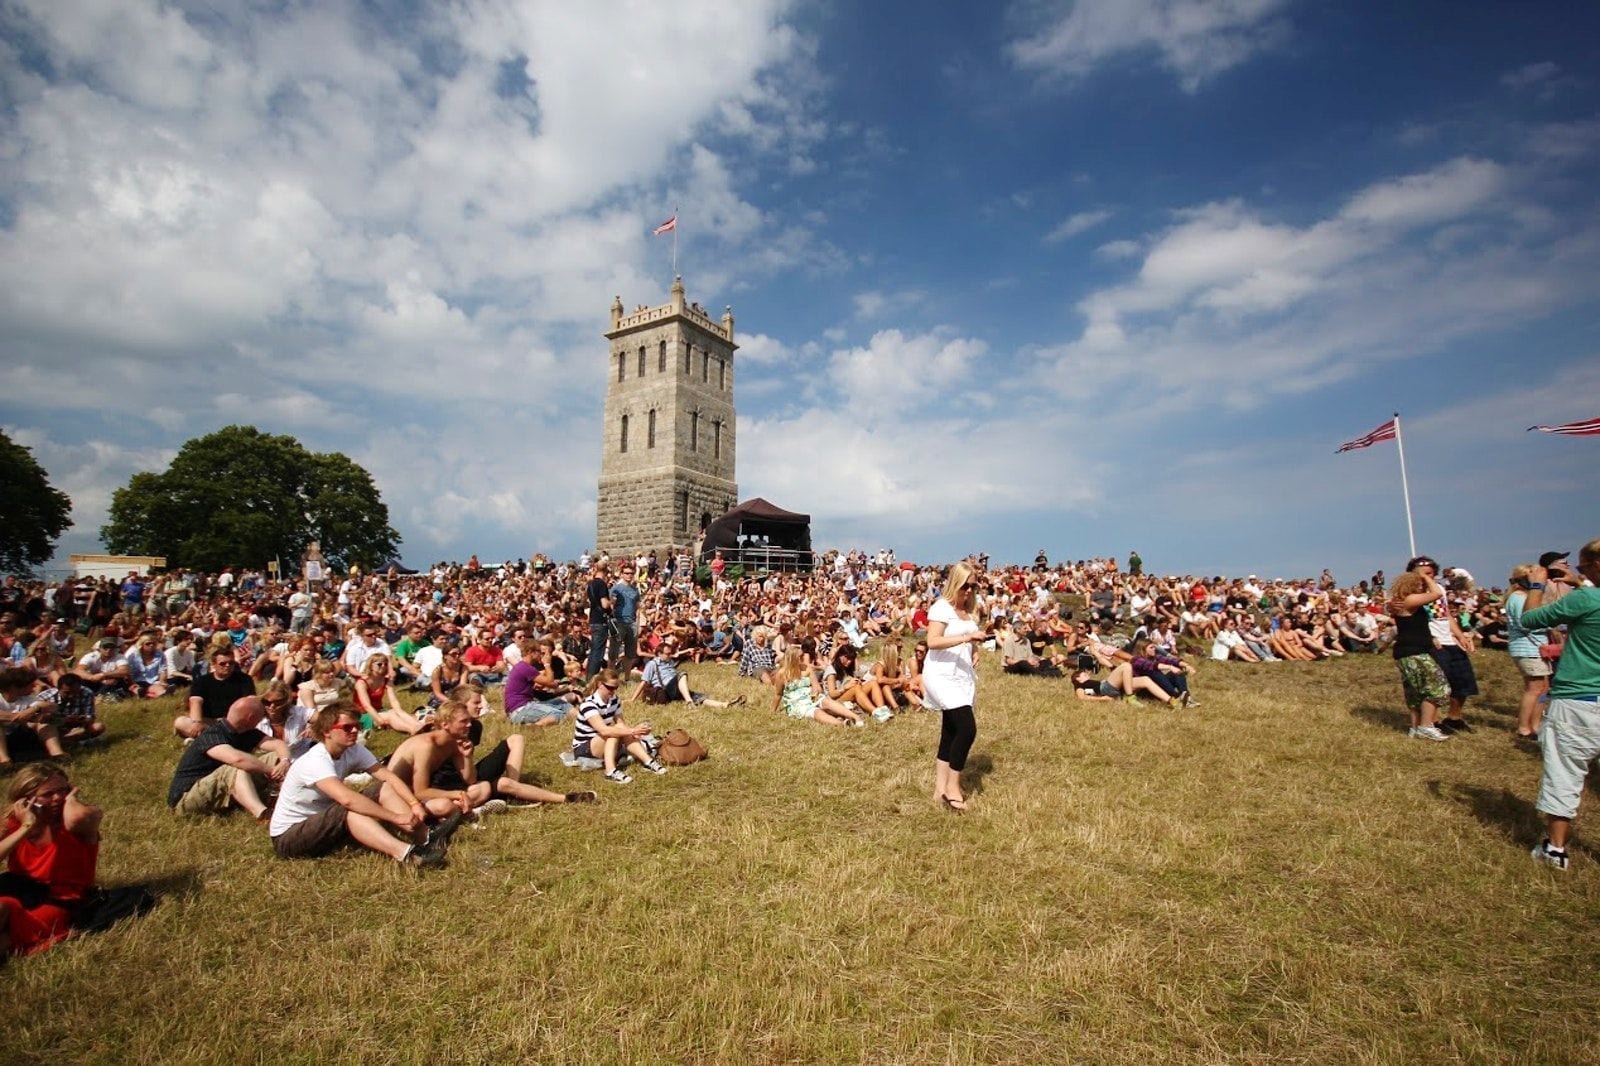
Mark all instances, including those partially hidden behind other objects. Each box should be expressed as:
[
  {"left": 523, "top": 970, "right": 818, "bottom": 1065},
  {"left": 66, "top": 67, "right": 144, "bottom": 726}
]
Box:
[{"left": 699, "top": 497, "right": 814, "bottom": 573}]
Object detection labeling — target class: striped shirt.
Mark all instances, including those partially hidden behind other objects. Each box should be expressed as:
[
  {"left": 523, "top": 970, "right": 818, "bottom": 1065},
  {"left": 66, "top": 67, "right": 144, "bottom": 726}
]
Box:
[{"left": 573, "top": 691, "right": 621, "bottom": 753}]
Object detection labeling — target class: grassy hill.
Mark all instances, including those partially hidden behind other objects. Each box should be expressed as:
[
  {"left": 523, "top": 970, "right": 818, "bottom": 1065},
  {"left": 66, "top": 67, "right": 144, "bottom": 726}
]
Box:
[{"left": 4, "top": 650, "right": 1597, "bottom": 1063}]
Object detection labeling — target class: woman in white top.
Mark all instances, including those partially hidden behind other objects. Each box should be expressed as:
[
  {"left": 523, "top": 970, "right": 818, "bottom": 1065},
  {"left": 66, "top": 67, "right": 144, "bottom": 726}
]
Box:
[{"left": 924, "top": 562, "right": 988, "bottom": 813}]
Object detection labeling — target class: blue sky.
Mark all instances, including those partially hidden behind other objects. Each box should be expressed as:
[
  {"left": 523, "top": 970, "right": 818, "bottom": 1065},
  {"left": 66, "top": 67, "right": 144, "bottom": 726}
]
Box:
[{"left": 2, "top": 0, "right": 1597, "bottom": 582}]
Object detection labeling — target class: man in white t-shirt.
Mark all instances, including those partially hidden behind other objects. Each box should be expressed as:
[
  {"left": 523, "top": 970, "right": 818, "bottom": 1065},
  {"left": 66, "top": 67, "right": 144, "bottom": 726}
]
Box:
[
  {"left": 269, "top": 704, "right": 458, "bottom": 867},
  {"left": 343, "top": 622, "right": 390, "bottom": 676}
]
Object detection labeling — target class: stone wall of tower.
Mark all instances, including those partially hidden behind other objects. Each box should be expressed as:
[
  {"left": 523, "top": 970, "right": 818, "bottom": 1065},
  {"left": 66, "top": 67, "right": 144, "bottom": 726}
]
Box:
[{"left": 597, "top": 280, "right": 738, "bottom": 557}]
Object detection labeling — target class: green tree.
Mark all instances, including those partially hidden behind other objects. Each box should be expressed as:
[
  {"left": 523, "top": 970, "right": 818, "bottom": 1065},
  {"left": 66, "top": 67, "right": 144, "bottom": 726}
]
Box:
[
  {"left": 0, "top": 430, "right": 73, "bottom": 573},
  {"left": 101, "top": 426, "right": 400, "bottom": 572}
]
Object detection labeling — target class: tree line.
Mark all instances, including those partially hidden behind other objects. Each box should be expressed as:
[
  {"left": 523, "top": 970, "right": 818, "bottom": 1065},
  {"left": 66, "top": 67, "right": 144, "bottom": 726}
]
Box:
[{"left": 1, "top": 426, "right": 399, "bottom": 575}]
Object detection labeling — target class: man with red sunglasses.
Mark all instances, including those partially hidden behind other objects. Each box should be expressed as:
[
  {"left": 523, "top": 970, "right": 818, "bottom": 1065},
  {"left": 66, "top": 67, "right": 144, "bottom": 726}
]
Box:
[{"left": 268, "top": 704, "right": 457, "bottom": 868}]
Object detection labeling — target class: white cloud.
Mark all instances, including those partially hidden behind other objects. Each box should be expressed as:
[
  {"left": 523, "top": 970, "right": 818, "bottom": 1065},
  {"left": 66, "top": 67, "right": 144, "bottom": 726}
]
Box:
[
  {"left": 1009, "top": 0, "right": 1292, "bottom": 92},
  {"left": 827, "top": 329, "right": 987, "bottom": 408},
  {"left": 1096, "top": 238, "right": 1143, "bottom": 259},
  {"left": 0, "top": 0, "right": 828, "bottom": 566},
  {"left": 735, "top": 332, "right": 794, "bottom": 366},
  {"left": 851, "top": 289, "right": 928, "bottom": 319},
  {"left": 1044, "top": 208, "right": 1114, "bottom": 242}
]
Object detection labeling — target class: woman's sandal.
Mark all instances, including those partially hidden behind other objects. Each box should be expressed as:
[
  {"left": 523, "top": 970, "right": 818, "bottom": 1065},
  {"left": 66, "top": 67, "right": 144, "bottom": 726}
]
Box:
[{"left": 940, "top": 795, "right": 968, "bottom": 814}]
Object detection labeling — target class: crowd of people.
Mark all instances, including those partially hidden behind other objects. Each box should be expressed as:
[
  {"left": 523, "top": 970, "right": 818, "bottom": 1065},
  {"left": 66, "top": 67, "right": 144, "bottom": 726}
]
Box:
[{"left": 2, "top": 537, "right": 1597, "bottom": 955}]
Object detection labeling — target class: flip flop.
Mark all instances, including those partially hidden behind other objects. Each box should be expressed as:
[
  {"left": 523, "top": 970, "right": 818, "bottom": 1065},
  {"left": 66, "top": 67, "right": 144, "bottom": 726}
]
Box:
[{"left": 940, "top": 796, "right": 968, "bottom": 814}]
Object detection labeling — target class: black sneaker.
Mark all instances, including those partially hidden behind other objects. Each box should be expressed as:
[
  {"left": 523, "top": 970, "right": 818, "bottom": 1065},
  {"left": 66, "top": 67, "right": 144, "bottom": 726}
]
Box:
[
  {"left": 423, "top": 810, "right": 465, "bottom": 853},
  {"left": 1435, "top": 718, "right": 1459, "bottom": 734},
  {"left": 1443, "top": 718, "right": 1472, "bottom": 733}
]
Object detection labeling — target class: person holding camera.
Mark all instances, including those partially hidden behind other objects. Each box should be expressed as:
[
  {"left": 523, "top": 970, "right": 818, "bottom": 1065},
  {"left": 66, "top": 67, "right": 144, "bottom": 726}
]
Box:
[{"left": 1521, "top": 539, "right": 1600, "bottom": 871}]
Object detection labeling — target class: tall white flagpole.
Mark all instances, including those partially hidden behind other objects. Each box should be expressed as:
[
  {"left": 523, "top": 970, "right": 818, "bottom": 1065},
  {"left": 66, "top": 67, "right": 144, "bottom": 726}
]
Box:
[{"left": 1393, "top": 411, "right": 1417, "bottom": 558}]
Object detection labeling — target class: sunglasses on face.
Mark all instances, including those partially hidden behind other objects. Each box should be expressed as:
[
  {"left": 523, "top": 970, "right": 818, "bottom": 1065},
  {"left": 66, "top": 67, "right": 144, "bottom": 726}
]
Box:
[
  {"left": 263, "top": 697, "right": 291, "bottom": 708},
  {"left": 330, "top": 722, "right": 361, "bottom": 735}
]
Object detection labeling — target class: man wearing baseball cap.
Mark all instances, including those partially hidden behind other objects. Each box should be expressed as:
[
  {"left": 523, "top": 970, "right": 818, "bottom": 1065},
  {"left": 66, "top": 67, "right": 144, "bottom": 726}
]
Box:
[{"left": 1522, "top": 539, "right": 1600, "bottom": 871}]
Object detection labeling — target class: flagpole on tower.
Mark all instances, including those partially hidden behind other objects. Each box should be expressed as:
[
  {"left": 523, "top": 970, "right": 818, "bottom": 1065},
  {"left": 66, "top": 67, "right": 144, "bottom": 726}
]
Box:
[
  {"left": 672, "top": 204, "right": 678, "bottom": 277},
  {"left": 1393, "top": 411, "right": 1417, "bottom": 558}
]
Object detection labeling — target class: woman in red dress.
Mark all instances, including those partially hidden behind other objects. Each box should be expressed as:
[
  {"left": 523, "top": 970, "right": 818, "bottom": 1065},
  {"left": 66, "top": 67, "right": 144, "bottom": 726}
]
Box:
[{"left": 0, "top": 764, "right": 102, "bottom": 957}]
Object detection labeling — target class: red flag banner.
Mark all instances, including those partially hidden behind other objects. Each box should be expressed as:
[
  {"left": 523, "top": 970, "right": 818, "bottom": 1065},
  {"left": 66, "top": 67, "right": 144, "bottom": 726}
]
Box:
[
  {"left": 1527, "top": 416, "right": 1600, "bottom": 437},
  {"left": 653, "top": 216, "right": 677, "bottom": 235},
  {"left": 1336, "top": 418, "right": 1398, "bottom": 453}
]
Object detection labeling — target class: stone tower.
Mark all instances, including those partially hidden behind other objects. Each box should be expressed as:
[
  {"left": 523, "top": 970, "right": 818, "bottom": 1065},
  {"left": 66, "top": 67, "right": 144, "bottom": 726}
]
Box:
[{"left": 596, "top": 276, "right": 738, "bottom": 557}]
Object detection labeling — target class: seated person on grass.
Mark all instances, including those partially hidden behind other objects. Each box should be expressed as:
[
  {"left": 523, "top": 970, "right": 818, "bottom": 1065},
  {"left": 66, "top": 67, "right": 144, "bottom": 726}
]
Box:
[
  {"left": 75, "top": 638, "right": 132, "bottom": 700},
  {"left": 0, "top": 667, "right": 67, "bottom": 764},
  {"left": 166, "top": 696, "right": 289, "bottom": 821},
  {"left": 1210, "top": 616, "right": 1262, "bottom": 662},
  {"left": 770, "top": 647, "right": 863, "bottom": 727},
  {"left": 258, "top": 680, "right": 312, "bottom": 754},
  {"left": 577, "top": 670, "right": 667, "bottom": 785},
  {"left": 632, "top": 641, "right": 745, "bottom": 708},
  {"left": 1000, "top": 625, "right": 1064, "bottom": 677},
  {"left": 1131, "top": 641, "right": 1194, "bottom": 705},
  {"left": 504, "top": 640, "right": 578, "bottom": 727},
  {"left": 124, "top": 630, "right": 170, "bottom": 699},
  {"left": 176, "top": 647, "right": 256, "bottom": 740},
  {"left": 870, "top": 643, "right": 914, "bottom": 710},
  {"left": 52, "top": 673, "right": 105, "bottom": 745},
  {"left": 267, "top": 703, "right": 456, "bottom": 868},
  {"left": 388, "top": 697, "right": 594, "bottom": 816},
  {"left": 462, "top": 633, "right": 507, "bottom": 686},
  {"left": 821, "top": 644, "right": 890, "bottom": 714},
  {"left": 352, "top": 654, "right": 423, "bottom": 736},
  {"left": 738, "top": 626, "right": 778, "bottom": 684}
]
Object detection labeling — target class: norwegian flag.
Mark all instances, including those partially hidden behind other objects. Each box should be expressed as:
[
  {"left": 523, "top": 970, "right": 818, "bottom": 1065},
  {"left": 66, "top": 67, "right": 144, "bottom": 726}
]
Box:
[
  {"left": 1336, "top": 418, "right": 1398, "bottom": 453},
  {"left": 652, "top": 215, "right": 677, "bottom": 235},
  {"left": 1527, "top": 416, "right": 1600, "bottom": 437}
]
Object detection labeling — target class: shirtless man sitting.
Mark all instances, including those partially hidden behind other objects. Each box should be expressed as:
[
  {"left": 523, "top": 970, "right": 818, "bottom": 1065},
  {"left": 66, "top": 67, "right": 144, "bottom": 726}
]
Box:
[{"left": 386, "top": 697, "right": 595, "bottom": 816}]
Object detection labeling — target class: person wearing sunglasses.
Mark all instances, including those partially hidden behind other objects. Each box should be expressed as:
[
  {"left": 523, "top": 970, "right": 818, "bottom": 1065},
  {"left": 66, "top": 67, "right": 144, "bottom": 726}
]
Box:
[
  {"left": 925, "top": 562, "right": 989, "bottom": 813},
  {"left": 1521, "top": 539, "right": 1600, "bottom": 872},
  {"left": 268, "top": 703, "right": 454, "bottom": 868},
  {"left": 575, "top": 670, "right": 664, "bottom": 785}
]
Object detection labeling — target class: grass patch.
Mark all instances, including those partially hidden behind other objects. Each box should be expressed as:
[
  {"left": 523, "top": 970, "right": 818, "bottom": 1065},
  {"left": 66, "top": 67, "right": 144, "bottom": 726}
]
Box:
[{"left": 4, "top": 652, "right": 1599, "bottom": 1062}]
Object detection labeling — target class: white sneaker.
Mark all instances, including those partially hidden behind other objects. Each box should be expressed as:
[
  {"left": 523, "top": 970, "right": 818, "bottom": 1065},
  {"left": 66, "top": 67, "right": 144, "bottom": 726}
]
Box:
[
  {"left": 605, "top": 768, "right": 633, "bottom": 784},
  {"left": 1408, "top": 725, "right": 1450, "bottom": 742},
  {"left": 476, "top": 799, "right": 509, "bottom": 817},
  {"left": 643, "top": 760, "right": 667, "bottom": 775},
  {"left": 1531, "top": 840, "right": 1570, "bottom": 871}
]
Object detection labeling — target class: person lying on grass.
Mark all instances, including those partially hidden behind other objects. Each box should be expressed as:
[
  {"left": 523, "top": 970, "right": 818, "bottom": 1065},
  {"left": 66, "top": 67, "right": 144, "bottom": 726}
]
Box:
[
  {"left": 387, "top": 696, "right": 594, "bottom": 816},
  {"left": 267, "top": 703, "right": 458, "bottom": 868},
  {"left": 1071, "top": 664, "right": 1183, "bottom": 708},
  {"left": 771, "top": 647, "right": 863, "bottom": 727},
  {"left": 576, "top": 670, "right": 666, "bottom": 785},
  {"left": 631, "top": 641, "right": 745, "bottom": 708}
]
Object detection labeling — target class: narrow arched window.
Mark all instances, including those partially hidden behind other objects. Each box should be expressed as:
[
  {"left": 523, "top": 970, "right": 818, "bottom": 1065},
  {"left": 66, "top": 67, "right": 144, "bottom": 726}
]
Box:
[
  {"left": 701, "top": 350, "right": 709, "bottom": 382},
  {"left": 638, "top": 347, "right": 646, "bottom": 377},
  {"left": 713, "top": 420, "right": 722, "bottom": 459},
  {"left": 718, "top": 358, "right": 726, "bottom": 390},
  {"left": 658, "top": 341, "right": 667, "bottom": 372},
  {"left": 617, "top": 351, "right": 625, "bottom": 382},
  {"left": 647, "top": 409, "right": 656, "bottom": 448},
  {"left": 620, "top": 414, "right": 629, "bottom": 453},
  {"left": 690, "top": 412, "right": 699, "bottom": 452}
]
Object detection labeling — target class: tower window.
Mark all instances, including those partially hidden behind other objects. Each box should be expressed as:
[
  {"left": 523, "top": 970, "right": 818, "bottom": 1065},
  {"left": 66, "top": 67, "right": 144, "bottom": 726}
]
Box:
[
  {"left": 658, "top": 340, "right": 667, "bottom": 373},
  {"left": 678, "top": 490, "right": 689, "bottom": 534},
  {"left": 620, "top": 414, "right": 629, "bottom": 453},
  {"left": 683, "top": 343, "right": 692, "bottom": 375},
  {"left": 647, "top": 409, "right": 656, "bottom": 448},
  {"left": 690, "top": 412, "right": 699, "bottom": 452},
  {"left": 638, "top": 346, "right": 646, "bottom": 377},
  {"left": 713, "top": 420, "right": 722, "bottom": 460},
  {"left": 718, "top": 358, "right": 726, "bottom": 390},
  {"left": 701, "top": 350, "right": 709, "bottom": 383},
  {"left": 617, "top": 351, "right": 625, "bottom": 382}
]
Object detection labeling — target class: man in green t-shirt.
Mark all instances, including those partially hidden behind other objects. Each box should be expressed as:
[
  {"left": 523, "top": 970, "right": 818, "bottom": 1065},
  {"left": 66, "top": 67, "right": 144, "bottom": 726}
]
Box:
[
  {"left": 390, "top": 622, "right": 431, "bottom": 686},
  {"left": 1522, "top": 538, "right": 1600, "bottom": 871}
]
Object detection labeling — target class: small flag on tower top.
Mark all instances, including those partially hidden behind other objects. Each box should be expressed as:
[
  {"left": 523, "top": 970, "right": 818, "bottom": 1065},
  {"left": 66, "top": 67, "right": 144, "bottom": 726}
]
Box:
[
  {"left": 653, "top": 215, "right": 677, "bottom": 235},
  {"left": 1336, "top": 418, "right": 1398, "bottom": 453},
  {"left": 1527, "top": 416, "right": 1600, "bottom": 437}
]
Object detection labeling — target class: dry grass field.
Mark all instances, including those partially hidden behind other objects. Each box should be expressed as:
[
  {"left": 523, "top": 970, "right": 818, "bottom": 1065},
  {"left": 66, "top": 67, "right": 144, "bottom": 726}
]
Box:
[{"left": 4, "top": 648, "right": 1598, "bottom": 1064}]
